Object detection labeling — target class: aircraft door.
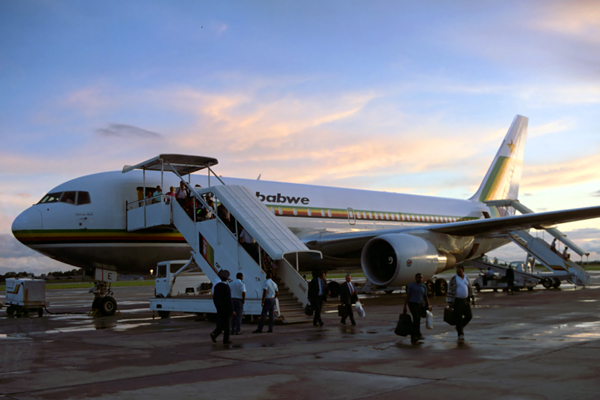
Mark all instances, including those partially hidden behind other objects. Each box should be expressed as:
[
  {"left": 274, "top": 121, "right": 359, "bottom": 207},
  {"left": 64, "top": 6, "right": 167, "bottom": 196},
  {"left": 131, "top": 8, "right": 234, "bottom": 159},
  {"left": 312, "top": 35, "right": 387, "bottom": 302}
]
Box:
[{"left": 347, "top": 208, "right": 356, "bottom": 225}]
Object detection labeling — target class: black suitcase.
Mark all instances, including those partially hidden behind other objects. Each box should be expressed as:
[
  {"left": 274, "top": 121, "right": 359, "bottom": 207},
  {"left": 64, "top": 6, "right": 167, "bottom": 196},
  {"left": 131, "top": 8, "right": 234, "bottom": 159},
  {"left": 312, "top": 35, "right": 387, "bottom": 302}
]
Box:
[
  {"left": 394, "top": 312, "right": 412, "bottom": 336},
  {"left": 444, "top": 306, "right": 456, "bottom": 326},
  {"left": 338, "top": 304, "right": 348, "bottom": 318}
]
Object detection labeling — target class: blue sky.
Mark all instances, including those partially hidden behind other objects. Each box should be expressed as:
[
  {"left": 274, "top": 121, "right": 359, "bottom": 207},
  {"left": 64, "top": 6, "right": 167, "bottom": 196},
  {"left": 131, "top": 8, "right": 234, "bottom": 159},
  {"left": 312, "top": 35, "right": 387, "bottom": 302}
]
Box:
[{"left": 1, "top": 1, "right": 599, "bottom": 273}]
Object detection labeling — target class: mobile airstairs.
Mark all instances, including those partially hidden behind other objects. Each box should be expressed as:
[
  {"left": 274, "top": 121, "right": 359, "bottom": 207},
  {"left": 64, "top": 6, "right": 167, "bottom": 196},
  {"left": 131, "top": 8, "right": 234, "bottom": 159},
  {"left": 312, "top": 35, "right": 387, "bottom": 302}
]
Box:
[
  {"left": 468, "top": 200, "right": 591, "bottom": 287},
  {"left": 123, "top": 155, "right": 322, "bottom": 323}
]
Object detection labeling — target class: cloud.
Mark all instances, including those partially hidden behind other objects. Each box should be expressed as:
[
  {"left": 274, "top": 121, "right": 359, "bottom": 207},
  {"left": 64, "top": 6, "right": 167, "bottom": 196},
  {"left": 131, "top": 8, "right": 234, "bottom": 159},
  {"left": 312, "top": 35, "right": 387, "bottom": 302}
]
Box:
[
  {"left": 531, "top": 0, "right": 600, "bottom": 41},
  {"left": 522, "top": 153, "right": 600, "bottom": 190},
  {"left": 95, "top": 123, "right": 162, "bottom": 138},
  {"left": 0, "top": 234, "right": 73, "bottom": 275},
  {"left": 592, "top": 190, "right": 600, "bottom": 197}
]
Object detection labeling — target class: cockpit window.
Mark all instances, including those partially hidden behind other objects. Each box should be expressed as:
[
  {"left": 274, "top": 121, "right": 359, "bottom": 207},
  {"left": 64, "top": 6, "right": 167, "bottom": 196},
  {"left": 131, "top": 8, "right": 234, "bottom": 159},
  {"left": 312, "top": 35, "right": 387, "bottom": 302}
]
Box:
[
  {"left": 38, "top": 192, "right": 62, "bottom": 204},
  {"left": 37, "top": 191, "right": 91, "bottom": 206},
  {"left": 60, "top": 191, "right": 77, "bottom": 205},
  {"left": 77, "top": 191, "right": 91, "bottom": 205}
]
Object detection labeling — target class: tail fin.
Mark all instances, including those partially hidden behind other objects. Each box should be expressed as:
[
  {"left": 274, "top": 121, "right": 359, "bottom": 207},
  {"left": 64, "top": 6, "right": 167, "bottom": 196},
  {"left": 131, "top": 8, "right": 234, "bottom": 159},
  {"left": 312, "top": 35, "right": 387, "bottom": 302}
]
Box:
[{"left": 470, "top": 115, "right": 528, "bottom": 202}]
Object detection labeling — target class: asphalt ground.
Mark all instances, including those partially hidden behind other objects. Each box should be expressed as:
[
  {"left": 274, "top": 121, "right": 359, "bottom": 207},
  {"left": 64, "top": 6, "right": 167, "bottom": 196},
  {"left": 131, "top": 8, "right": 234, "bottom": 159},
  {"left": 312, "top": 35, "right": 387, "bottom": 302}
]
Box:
[{"left": 1, "top": 272, "right": 600, "bottom": 400}]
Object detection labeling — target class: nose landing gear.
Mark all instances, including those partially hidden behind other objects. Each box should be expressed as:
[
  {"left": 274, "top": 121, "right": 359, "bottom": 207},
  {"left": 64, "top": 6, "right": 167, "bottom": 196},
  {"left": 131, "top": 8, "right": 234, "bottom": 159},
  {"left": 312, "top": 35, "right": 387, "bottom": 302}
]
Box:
[{"left": 89, "top": 271, "right": 119, "bottom": 317}]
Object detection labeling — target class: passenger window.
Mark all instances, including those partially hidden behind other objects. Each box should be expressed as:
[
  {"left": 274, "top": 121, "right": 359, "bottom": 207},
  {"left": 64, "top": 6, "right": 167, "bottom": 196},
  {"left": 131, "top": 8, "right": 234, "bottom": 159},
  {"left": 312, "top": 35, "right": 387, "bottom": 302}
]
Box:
[
  {"left": 60, "top": 192, "right": 77, "bottom": 205},
  {"left": 157, "top": 265, "right": 167, "bottom": 278},
  {"left": 38, "top": 192, "right": 63, "bottom": 204},
  {"left": 77, "top": 192, "right": 91, "bottom": 205}
]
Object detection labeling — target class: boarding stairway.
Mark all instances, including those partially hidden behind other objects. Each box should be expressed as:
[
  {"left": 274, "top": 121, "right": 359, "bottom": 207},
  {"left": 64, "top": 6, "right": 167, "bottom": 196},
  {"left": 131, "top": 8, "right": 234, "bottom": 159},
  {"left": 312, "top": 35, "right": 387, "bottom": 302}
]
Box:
[
  {"left": 507, "top": 230, "right": 589, "bottom": 285},
  {"left": 463, "top": 257, "right": 545, "bottom": 287},
  {"left": 124, "top": 154, "right": 321, "bottom": 322},
  {"left": 485, "top": 200, "right": 591, "bottom": 286}
]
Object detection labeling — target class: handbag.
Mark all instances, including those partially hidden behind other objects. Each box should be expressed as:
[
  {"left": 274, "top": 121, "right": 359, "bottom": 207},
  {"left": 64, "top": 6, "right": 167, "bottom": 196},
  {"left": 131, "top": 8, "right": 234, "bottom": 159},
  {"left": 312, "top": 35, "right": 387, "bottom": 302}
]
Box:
[
  {"left": 274, "top": 298, "right": 281, "bottom": 318},
  {"left": 395, "top": 312, "right": 412, "bottom": 336},
  {"left": 337, "top": 304, "right": 348, "bottom": 318},
  {"left": 304, "top": 304, "right": 314, "bottom": 316},
  {"left": 425, "top": 310, "right": 433, "bottom": 329},
  {"left": 355, "top": 301, "right": 366, "bottom": 318},
  {"left": 443, "top": 306, "right": 456, "bottom": 326}
]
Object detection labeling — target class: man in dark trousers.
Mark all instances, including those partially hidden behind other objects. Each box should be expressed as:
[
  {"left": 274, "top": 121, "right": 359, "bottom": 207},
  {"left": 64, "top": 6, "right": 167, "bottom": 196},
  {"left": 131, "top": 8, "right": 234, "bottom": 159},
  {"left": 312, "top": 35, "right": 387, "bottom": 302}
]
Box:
[
  {"left": 505, "top": 266, "right": 515, "bottom": 294},
  {"left": 404, "top": 273, "right": 431, "bottom": 344},
  {"left": 210, "top": 270, "right": 235, "bottom": 344},
  {"left": 308, "top": 271, "right": 330, "bottom": 327},
  {"left": 448, "top": 265, "right": 475, "bottom": 342},
  {"left": 339, "top": 274, "right": 358, "bottom": 325}
]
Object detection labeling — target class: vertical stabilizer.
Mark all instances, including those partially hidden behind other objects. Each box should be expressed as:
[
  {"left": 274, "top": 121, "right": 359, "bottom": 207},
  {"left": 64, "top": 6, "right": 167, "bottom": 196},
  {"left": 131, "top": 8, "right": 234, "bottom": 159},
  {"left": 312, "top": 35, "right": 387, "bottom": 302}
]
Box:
[{"left": 470, "top": 115, "right": 528, "bottom": 202}]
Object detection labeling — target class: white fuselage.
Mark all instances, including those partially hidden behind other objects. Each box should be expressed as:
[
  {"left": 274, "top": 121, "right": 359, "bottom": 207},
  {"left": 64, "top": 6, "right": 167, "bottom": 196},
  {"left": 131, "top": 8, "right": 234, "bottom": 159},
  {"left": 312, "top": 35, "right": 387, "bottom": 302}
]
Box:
[{"left": 12, "top": 170, "right": 504, "bottom": 274}]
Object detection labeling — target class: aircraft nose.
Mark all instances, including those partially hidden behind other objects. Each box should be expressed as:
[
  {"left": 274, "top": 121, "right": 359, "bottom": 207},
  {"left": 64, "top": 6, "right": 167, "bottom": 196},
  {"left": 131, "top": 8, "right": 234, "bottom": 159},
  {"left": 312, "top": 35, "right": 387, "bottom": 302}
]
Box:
[{"left": 12, "top": 207, "right": 43, "bottom": 237}]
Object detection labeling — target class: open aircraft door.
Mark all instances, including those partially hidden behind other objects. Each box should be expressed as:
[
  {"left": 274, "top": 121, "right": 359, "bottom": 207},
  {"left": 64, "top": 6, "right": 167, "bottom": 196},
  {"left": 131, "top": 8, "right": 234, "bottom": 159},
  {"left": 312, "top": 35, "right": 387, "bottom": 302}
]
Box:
[{"left": 347, "top": 208, "right": 356, "bottom": 225}]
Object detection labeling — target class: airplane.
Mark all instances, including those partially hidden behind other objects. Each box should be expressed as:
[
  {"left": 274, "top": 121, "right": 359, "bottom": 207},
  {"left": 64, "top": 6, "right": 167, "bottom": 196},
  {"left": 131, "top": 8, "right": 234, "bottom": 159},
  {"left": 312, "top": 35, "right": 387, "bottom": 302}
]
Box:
[{"left": 11, "top": 115, "right": 600, "bottom": 313}]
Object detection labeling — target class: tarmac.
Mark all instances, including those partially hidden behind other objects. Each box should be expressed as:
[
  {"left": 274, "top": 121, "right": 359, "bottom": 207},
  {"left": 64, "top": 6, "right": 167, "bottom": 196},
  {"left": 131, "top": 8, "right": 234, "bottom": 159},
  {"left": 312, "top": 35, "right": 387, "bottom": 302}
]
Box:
[{"left": 1, "top": 272, "right": 600, "bottom": 400}]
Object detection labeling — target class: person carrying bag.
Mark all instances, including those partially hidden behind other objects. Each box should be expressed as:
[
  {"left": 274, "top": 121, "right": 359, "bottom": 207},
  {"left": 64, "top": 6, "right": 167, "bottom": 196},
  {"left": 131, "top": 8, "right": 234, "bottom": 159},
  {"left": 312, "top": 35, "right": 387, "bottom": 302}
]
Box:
[{"left": 403, "top": 273, "right": 432, "bottom": 344}]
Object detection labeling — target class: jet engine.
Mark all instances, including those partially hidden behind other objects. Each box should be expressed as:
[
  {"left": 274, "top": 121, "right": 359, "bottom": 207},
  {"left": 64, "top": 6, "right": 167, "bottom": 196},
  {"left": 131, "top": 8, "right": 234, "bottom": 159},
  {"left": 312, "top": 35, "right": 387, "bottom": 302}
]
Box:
[{"left": 361, "top": 233, "right": 449, "bottom": 287}]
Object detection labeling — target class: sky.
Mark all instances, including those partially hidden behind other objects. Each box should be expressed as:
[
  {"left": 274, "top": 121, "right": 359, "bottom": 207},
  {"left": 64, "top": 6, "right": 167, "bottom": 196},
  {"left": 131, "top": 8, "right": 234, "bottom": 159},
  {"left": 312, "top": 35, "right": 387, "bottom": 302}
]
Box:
[{"left": 1, "top": 0, "right": 599, "bottom": 275}]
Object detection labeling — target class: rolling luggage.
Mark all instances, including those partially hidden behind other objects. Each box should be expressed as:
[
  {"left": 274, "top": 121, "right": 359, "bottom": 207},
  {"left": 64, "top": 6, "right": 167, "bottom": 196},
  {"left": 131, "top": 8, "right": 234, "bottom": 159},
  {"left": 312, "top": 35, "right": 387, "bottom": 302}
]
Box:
[{"left": 394, "top": 312, "right": 412, "bottom": 336}]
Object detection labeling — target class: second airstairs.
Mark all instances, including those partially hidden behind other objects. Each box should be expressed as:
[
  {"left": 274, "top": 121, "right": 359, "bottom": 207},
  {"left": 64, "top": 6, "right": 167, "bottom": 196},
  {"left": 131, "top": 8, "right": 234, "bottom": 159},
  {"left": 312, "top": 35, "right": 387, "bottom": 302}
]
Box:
[
  {"left": 485, "top": 199, "right": 591, "bottom": 286},
  {"left": 507, "top": 230, "right": 589, "bottom": 285},
  {"left": 123, "top": 154, "right": 321, "bottom": 322}
]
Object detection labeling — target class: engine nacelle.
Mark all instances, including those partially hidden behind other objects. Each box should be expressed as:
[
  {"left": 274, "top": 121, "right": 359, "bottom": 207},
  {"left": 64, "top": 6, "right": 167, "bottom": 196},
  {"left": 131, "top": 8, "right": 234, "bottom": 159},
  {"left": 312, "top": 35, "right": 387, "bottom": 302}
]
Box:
[{"left": 361, "top": 234, "right": 448, "bottom": 287}]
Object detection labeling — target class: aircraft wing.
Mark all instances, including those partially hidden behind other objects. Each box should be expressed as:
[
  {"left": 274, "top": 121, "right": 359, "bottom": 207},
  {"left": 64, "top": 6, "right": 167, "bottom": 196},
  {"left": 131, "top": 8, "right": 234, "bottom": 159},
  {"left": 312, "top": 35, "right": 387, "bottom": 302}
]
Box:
[
  {"left": 429, "top": 205, "right": 600, "bottom": 236},
  {"left": 303, "top": 205, "right": 600, "bottom": 253}
]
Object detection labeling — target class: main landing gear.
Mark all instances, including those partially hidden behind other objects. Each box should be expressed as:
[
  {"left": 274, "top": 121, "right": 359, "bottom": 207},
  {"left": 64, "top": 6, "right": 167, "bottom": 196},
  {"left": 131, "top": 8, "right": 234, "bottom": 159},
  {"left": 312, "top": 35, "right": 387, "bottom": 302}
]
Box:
[
  {"left": 426, "top": 278, "right": 448, "bottom": 297},
  {"left": 90, "top": 281, "right": 118, "bottom": 317}
]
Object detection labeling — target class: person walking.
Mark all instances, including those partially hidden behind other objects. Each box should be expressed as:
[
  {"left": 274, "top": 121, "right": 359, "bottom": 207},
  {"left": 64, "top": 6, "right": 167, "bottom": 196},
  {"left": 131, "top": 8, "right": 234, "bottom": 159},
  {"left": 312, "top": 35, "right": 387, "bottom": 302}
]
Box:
[
  {"left": 210, "top": 270, "right": 235, "bottom": 345},
  {"left": 339, "top": 274, "right": 358, "bottom": 326},
  {"left": 403, "top": 273, "right": 431, "bottom": 344},
  {"left": 505, "top": 266, "right": 515, "bottom": 294},
  {"left": 230, "top": 273, "right": 246, "bottom": 335},
  {"left": 308, "top": 271, "right": 329, "bottom": 327},
  {"left": 447, "top": 265, "right": 475, "bottom": 342},
  {"left": 253, "top": 272, "right": 278, "bottom": 333}
]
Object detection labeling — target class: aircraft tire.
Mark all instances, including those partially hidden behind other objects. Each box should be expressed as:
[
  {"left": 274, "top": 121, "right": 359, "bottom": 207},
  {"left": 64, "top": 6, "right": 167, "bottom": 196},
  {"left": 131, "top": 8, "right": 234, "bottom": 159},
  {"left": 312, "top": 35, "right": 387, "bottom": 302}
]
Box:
[
  {"left": 99, "top": 296, "right": 117, "bottom": 316},
  {"left": 6, "top": 305, "right": 15, "bottom": 317},
  {"left": 435, "top": 279, "right": 448, "bottom": 296},
  {"left": 426, "top": 280, "right": 435, "bottom": 297}
]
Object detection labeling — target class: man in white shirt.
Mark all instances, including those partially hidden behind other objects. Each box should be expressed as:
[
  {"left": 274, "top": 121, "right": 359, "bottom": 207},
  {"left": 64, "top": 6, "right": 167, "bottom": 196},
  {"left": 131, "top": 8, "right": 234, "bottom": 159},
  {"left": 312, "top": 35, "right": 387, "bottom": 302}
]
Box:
[
  {"left": 253, "top": 272, "right": 278, "bottom": 333},
  {"left": 239, "top": 227, "right": 259, "bottom": 263},
  {"left": 447, "top": 265, "right": 475, "bottom": 341},
  {"left": 230, "top": 273, "right": 246, "bottom": 335}
]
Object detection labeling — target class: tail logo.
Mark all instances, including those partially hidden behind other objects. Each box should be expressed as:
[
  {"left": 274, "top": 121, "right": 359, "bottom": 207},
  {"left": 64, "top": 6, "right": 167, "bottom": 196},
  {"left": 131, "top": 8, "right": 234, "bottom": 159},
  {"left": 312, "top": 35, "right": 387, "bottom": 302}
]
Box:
[{"left": 506, "top": 140, "right": 516, "bottom": 154}]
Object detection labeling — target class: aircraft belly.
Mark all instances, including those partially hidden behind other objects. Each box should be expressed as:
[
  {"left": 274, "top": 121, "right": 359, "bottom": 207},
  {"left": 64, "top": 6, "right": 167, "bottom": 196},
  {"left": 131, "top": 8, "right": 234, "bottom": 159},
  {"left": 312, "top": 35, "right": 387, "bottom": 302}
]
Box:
[{"left": 32, "top": 243, "right": 191, "bottom": 275}]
